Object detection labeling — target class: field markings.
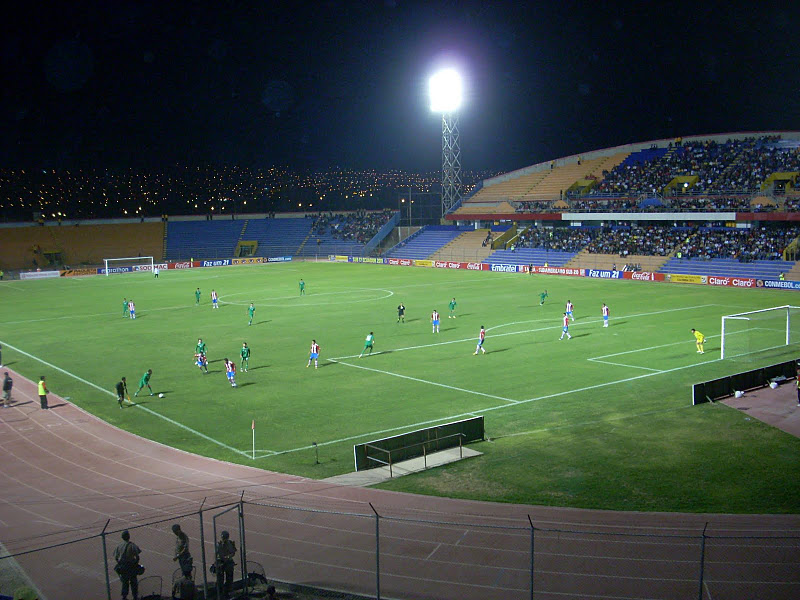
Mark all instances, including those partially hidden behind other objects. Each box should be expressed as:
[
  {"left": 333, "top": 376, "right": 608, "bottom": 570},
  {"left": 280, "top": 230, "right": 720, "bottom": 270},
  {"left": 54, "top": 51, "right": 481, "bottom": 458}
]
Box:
[
  {"left": 327, "top": 358, "right": 519, "bottom": 404},
  {"left": 586, "top": 359, "right": 663, "bottom": 372},
  {"left": 328, "top": 304, "right": 717, "bottom": 361},
  {"left": 0, "top": 339, "right": 257, "bottom": 458},
  {"left": 263, "top": 355, "right": 722, "bottom": 459}
]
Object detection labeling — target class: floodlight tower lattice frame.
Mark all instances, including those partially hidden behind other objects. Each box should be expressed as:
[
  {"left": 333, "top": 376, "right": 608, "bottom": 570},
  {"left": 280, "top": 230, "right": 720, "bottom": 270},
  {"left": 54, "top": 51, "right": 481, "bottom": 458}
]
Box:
[{"left": 440, "top": 112, "right": 462, "bottom": 217}]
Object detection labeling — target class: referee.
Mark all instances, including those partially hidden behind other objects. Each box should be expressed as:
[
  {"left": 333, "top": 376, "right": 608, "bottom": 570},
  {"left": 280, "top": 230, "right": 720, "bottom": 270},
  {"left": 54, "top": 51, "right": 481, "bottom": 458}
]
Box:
[{"left": 116, "top": 377, "right": 128, "bottom": 408}]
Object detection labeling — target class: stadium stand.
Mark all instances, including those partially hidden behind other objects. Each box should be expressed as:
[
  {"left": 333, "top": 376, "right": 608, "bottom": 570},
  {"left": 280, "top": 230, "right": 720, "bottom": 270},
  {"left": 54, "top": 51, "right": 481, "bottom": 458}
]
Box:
[
  {"left": 428, "top": 229, "right": 496, "bottom": 262},
  {"left": 0, "top": 222, "right": 164, "bottom": 270},
  {"left": 242, "top": 217, "right": 314, "bottom": 258},
  {"left": 484, "top": 247, "right": 578, "bottom": 267},
  {"left": 659, "top": 257, "right": 794, "bottom": 279},
  {"left": 385, "top": 226, "right": 467, "bottom": 259},
  {"left": 165, "top": 220, "right": 244, "bottom": 260}
]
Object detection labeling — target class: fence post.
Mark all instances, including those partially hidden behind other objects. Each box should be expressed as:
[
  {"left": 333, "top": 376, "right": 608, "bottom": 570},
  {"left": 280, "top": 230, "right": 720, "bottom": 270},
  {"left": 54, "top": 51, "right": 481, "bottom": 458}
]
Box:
[
  {"left": 100, "top": 519, "right": 112, "bottom": 600},
  {"left": 239, "top": 493, "right": 247, "bottom": 592},
  {"left": 370, "top": 503, "right": 381, "bottom": 600},
  {"left": 198, "top": 498, "right": 209, "bottom": 598},
  {"left": 697, "top": 522, "right": 708, "bottom": 600},
  {"left": 527, "top": 515, "right": 535, "bottom": 600}
]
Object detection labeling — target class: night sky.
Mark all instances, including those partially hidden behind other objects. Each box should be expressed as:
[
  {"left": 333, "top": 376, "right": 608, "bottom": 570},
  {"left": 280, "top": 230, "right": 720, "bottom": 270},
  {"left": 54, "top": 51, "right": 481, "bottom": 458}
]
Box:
[{"left": 2, "top": 1, "right": 799, "bottom": 173}]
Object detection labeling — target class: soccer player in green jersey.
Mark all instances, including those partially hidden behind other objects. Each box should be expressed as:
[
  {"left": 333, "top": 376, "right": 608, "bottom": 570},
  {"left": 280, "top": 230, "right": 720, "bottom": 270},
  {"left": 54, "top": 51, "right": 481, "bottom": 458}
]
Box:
[
  {"left": 196, "top": 338, "right": 207, "bottom": 356},
  {"left": 299, "top": 279, "right": 305, "bottom": 295},
  {"left": 539, "top": 290, "right": 548, "bottom": 305},
  {"left": 240, "top": 342, "right": 250, "bottom": 372},
  {"left": 359, "top": 332, "right": 375, "bottom": 358},
  {"left": 195, "top": 288, "right": 201, "bottom": 305},
  {"left": 448, "top": 298, "right": 457, "bottom": 318},
  {"left": 248, "top": 303, "right": 255, "bottom": 326},
  {"left": 123, "top": 298, "right": 128, "bottom": 318},
  {"left": 134, "top": 369, "right": 153, "bottom": 397}
]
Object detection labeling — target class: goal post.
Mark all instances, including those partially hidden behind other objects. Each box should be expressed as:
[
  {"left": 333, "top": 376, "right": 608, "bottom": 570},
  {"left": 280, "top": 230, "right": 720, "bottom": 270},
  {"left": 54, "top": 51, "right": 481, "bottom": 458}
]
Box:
[
  {"left": 103, "top": 256, "right": 155, "bottom": 276},
  {"left": 721, "top": 305, "right": 800, "bottom": 359}
]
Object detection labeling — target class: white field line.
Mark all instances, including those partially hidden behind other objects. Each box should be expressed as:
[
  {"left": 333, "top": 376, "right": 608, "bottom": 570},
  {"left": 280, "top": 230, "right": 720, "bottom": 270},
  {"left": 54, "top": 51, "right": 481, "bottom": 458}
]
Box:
[
  {"left": 328, "top": 358, "right": 519, "bottom": 403},
  {"left": 328, "top": 304, "right": 717, "bottom": 361},
  {"left": 0, "top": 339, "right": 254, "bottom": 458},
  {"left": 587, "top": 359, "right": 663, "bottom": 372},
  {"left": 262, "top": 355, "right": 722, "bottom": 459}
]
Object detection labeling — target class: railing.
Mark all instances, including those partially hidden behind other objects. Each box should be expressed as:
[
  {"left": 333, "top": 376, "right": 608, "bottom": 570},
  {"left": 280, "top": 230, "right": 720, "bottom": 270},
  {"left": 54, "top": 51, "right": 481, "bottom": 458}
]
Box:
[
  {"left": 364, "top": 433, "right": 465, "bottom": 478},
  {"left": 2, "top": 493, "right": 797, "bottom": 600}
]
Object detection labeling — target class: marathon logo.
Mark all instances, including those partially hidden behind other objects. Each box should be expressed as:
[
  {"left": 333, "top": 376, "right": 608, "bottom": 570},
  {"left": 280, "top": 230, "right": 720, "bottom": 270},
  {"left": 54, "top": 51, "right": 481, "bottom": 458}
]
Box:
[{"left": 491, "top": 264, "right": 518, "bottom": 273}]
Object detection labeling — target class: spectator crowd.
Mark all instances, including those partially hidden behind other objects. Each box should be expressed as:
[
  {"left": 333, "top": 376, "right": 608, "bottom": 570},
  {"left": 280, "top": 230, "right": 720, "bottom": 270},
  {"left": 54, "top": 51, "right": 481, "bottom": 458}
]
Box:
[{"left": 312, "top": 209, "right": 393, "bottom": 244}]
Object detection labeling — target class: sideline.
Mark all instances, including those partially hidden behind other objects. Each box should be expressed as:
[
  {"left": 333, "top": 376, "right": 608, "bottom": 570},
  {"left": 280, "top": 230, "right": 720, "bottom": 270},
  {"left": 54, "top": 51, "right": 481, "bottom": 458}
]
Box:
[{"left": 0, "top": 340, "right": 253, "bottom": 458}]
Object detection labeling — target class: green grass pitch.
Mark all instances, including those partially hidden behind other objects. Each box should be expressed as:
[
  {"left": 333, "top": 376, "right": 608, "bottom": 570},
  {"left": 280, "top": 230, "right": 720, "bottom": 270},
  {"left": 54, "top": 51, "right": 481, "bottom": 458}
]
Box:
[{"left": 1, "top": 262, "right": 799, "bottom": 513}]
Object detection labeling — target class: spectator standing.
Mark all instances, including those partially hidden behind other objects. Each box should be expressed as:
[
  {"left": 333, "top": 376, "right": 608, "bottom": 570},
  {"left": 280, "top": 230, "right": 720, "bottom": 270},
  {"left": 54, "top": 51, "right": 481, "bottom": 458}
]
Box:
[
  {"left": 215, "top": 530, "right": 237, "bottom": 600},
  {"left": 172, "top": 524, "right": 193, "bottom": 577},
  {"left": 37, "top": 376, "right": 49, "bottom": 410},
  {"left": 113, "top": 530, "right": 141, "bottom": 600},
  {"left": 2, "top": 372, "right": 12, "bottom": 407}
]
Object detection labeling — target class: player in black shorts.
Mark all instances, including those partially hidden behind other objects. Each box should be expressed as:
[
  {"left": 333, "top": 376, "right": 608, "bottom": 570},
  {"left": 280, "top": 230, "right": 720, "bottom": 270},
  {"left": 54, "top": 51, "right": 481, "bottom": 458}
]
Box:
[{"left": 397, "top": 303, "right": 405, "bottom": 323}]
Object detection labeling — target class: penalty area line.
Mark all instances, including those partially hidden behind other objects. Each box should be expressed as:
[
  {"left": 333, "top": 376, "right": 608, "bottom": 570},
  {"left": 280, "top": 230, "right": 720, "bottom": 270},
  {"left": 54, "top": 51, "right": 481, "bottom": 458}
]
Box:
[
  {"left": 587, "top": 358, "right": 663, "bottom": 372},
  {"left": 267, "top": 356, "right": 722, "bottom": 459},
  {"left": 328, "top": 358, "right": 519, "bottom": 404},
  {"left": 0, "top": 339, "right": 254, "bottom": 458}
]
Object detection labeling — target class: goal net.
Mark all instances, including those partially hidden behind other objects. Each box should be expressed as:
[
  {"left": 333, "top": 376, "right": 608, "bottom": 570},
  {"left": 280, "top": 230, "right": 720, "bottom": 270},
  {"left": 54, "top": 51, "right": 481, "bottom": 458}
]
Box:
[
  {"left": 721, "top": 305, "right": 800, "bottom": 360},
  {"left": 103, "top": 256, "right": 155, "bottom": 276}
]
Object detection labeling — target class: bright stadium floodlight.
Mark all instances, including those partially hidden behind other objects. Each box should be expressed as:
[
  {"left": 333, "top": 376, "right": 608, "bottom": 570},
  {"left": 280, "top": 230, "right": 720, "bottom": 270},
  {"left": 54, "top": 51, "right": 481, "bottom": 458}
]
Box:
[
  {"left": 429, "top": 68, "right": 463, "bottom": 216},
  {"left": 429, "top": 68, "right": 463, "bottom": 113}
]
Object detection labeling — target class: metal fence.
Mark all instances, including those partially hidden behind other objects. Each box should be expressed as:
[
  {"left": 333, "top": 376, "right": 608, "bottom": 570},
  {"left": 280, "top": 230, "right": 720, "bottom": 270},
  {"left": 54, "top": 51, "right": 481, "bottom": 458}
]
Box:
[{"left": 1, "top": 495, "right": 798, "bottom": 600}]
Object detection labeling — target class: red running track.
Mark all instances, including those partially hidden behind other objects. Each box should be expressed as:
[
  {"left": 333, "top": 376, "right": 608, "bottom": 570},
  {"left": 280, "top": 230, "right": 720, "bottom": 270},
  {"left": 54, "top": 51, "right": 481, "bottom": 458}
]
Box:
[{"left": 1, "top": 369, "right": 798, "bottom": 600}]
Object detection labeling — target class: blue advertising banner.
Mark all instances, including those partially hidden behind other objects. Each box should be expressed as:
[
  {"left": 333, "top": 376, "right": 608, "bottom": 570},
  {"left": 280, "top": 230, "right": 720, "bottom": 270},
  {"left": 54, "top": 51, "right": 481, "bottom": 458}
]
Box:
[
  {"left": 585, "top": 269, "right": 623, "bottom": 279},
  {"left": 758, "top": 279, "right": 800, "bottom": 290}
]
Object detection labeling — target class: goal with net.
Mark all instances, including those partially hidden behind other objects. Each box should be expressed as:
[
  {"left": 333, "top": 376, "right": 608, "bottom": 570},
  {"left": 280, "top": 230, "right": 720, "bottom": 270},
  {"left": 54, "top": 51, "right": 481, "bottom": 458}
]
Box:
[
  {"left": 720, "top": 305, "right": 800, "bottom": 359},
  {"left": 102, "top": 256, "right": 155, "bottom": 276}
]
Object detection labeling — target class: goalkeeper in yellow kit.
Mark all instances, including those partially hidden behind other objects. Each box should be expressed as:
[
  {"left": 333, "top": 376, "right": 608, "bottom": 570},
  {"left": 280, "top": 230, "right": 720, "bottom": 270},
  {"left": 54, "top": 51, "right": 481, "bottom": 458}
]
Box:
[{"left": 691, "top": 329, "right": 705, "bottom": 354}]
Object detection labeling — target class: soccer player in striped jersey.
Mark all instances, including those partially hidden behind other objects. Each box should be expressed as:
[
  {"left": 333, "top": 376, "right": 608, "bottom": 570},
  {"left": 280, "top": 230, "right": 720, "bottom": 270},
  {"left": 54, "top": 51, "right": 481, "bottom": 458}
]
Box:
[
  {"left": 431, "top": 310, "right": 440, "bottom": 333},
  {"left": 559, "top": 313, "right": 572, "bottom": 340},
  {"left": 602, "top": 303, "right": 609, "bottom": 327},
  {"left": 473, "top": 326, "right": 486, "bottom": 355},
  {"left": 307, "top": 340, "right": 320, "bottom": 369},
  {"left": 224, "top": 359, "right": 237, "bottom": 387},
  {"left": 565, "top": 300, "right": 575, "bottom": 321},
  {"left": 194, "top": 353, "right": 209, "bottom": 373},
  {"left": 211, "top": 290, "right": 219, "bottom": 309},
  {"left": 128, "top": 300, "right": 136, "bottom": 319}
]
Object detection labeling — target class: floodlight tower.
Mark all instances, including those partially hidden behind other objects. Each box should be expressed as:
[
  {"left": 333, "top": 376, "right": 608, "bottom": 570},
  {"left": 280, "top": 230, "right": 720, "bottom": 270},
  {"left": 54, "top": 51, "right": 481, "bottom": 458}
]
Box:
[{"left": 429, "top": 69, "right": 463, "bottom": 217}]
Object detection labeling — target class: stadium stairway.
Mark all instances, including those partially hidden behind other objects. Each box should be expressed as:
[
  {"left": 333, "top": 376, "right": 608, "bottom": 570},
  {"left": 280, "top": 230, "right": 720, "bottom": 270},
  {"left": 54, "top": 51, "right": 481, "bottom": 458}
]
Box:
[{"left": 429, "top": 229, "right": 495, "bottom": 262}]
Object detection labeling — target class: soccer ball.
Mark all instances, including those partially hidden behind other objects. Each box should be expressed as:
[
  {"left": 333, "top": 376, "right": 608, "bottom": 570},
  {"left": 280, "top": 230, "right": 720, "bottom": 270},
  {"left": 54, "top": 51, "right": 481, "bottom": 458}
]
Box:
[
  {"left": 734, "top": 390, "right": 744, "bottom": 398},
  {"left": 158, "top": 393, "right": 164, "bottom": 398}
]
